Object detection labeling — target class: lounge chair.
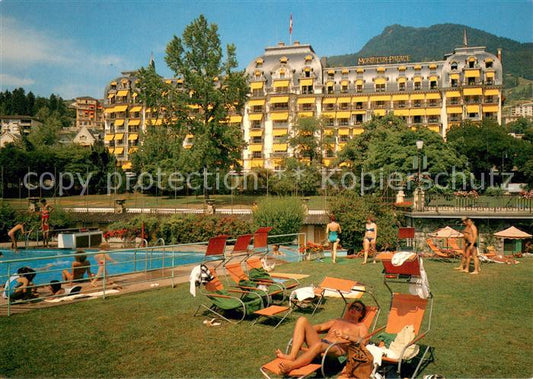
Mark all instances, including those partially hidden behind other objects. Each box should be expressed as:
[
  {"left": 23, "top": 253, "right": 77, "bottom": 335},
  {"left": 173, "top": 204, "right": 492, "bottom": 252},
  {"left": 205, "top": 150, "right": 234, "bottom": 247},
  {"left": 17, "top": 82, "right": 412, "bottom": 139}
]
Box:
[
  {"left": 193, "top": 267, "right": 264, "bottom": 324},
  {"left": 251, "top": 226, "right": 273, "bottom": 258},
  {"left": 447, "top": 238, "right": 465, "bottom": 256},
  {"left": 229, "top": 234, "right": 253, "bottom": 261},
  {"left": 398, "top": 227, "right": 416, "bottom": 251},
  {"left": 425, "top": 238, "right": 458, "bottom": 259},
  {"left": 202, "top": 234, "right": 231, "bottom": 268},
  {"left": 260, "top": 303, "right": 380, "bottom": 379},
  {"left": 223, "top": 261, "right": 286, "bottom": 304},
  {"left": 244, "top": 257, "right": 300, "bottom": 290}
]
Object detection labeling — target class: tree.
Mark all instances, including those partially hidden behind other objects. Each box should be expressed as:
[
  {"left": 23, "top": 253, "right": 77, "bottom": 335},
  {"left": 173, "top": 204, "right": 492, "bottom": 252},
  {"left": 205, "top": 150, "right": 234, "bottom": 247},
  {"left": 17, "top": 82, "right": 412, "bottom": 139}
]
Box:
[
  {"left": 136, "top": 15, "right": 248, "bottom": 200},
  {"left": 289, "top": 116, "right": 334, "bottom": 164}
]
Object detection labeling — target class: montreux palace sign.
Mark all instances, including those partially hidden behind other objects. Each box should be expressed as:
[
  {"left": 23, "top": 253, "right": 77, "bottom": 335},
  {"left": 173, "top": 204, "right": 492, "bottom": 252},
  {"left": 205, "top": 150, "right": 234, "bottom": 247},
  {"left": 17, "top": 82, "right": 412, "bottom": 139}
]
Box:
[{"left": 358, "top": 55, "right": 411, "bottom": 65}]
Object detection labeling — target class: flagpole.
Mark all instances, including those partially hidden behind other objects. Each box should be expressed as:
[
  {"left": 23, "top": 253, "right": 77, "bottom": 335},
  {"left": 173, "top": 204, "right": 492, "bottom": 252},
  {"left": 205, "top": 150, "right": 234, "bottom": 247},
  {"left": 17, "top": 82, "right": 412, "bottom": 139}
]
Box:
[{"left": 289, "top": 13, "right": 293, "bottom": 45}]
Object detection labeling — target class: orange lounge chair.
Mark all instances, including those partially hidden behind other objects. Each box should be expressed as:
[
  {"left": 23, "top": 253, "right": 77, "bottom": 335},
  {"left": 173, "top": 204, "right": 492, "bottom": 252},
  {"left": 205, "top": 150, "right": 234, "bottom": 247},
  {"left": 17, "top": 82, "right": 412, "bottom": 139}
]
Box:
[
  {"left": 245, "top": 257, "right": 300, "bottom": 289},
  {"left": 229, "top": 234, "right": 253, "bottom": 259},
  {"left": 202, "top": 234, "right": 230, "bottom": 268},
  {"left": 367, "top": 293, "right": 433, "bottom": 379},
  {"left": 447, "top": 238, "right": 465, "bottom": 256},
  {"left": 260, "top": 303, "right": 380, "bottom": 379},
  {"left": 426, "top": 238, "right": 458, "bottom": 259},
  {"left": 251, "top": 226, "right": 273, "bottom": 258},
  {"left": 398, "top": 227, "right": 416, "bottom": 251}
]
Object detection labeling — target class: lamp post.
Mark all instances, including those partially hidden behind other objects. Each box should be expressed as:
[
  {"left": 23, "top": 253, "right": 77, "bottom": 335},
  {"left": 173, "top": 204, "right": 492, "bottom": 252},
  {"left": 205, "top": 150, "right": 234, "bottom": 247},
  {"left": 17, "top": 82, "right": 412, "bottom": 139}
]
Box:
[{"left": 414, "top": 140, "right": 424, "bottom": 211}]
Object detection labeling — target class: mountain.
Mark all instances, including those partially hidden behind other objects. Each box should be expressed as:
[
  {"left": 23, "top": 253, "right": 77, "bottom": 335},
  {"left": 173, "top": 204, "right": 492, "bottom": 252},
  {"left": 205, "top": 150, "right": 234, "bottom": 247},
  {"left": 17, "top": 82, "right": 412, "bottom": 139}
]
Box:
[{"left": 326, "top": 24, "right": 533, "bottom": 88}]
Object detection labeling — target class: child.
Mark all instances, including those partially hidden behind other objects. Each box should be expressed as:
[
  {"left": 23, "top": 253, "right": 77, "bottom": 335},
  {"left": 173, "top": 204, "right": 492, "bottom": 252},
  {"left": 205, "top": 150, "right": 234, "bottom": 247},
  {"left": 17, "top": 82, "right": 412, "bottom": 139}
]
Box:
[
  {"left": 8, "top": 222, "right": 26, "bottom": 251},
  {"left": 91, "top": 243, "right": 118, "bottom": 286}
]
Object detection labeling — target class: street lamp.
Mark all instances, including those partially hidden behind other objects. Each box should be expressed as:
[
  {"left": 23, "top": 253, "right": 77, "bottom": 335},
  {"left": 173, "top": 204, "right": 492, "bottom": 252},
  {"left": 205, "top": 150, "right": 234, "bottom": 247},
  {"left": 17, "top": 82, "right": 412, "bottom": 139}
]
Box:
[{"left": 414, "top": 140, "right": 424, "bottom": 211}]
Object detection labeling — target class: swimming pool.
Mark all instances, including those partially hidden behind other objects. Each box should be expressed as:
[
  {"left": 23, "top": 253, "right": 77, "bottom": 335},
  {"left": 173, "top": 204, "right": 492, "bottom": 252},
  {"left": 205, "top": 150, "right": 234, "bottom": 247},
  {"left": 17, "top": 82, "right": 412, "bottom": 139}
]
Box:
[{"left": 0, "top": 248, "right": 205, "bottom": 286}]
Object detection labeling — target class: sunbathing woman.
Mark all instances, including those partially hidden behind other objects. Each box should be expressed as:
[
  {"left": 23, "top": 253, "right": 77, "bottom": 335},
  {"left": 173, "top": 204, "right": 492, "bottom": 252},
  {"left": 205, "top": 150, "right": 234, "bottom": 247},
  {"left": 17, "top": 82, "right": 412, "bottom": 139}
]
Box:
[
  {"left": 62, "top": 252, "right": 93, "bottom": 284},
  {"left": 275, "top": 300, "right": 368, "bottom": 374}
]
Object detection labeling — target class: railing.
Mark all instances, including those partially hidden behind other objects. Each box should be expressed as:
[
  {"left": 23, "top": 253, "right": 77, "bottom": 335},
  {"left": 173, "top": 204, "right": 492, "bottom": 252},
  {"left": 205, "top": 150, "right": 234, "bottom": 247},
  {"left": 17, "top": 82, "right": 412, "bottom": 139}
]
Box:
[
  {"left": 422, "top": 195, "right": 532, "bottom": 213},
  {"left": 0, "top": 232, "right": 305, "bottom": 316}
]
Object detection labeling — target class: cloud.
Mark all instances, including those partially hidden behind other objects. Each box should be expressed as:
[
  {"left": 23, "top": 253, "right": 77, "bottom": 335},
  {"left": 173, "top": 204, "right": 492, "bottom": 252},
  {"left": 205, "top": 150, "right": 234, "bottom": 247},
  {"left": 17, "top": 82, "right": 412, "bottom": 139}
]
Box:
[{"left": 0, "top": 73, "right": 35, "bottom": 87}]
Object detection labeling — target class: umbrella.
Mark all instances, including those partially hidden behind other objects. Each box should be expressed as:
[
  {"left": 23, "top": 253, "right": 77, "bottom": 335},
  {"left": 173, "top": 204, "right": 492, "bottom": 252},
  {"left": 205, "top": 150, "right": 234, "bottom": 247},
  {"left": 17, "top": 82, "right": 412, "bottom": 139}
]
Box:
[
  {"left": 494, "top": 226, "right": 532, "bottom": 255},
  {"left": 430, "top": 226, "right": 464, "bottom": 238}
]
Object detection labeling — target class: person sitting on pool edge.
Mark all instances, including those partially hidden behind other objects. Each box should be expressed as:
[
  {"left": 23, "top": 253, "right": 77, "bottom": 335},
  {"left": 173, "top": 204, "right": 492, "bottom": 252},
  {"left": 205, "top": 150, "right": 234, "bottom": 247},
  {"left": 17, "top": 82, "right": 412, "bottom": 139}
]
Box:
[
  {"left": 2, "top": 266, "right": 37, "bottom": 302},
  {"left": 275, "top": 300, "right": 368, "bottom": 374},
  {"left": 62, "top": 251, "right": 93, "bottom": 284},
  {"left": 91, "top": 242, "right": 119, "bottom": 287}
]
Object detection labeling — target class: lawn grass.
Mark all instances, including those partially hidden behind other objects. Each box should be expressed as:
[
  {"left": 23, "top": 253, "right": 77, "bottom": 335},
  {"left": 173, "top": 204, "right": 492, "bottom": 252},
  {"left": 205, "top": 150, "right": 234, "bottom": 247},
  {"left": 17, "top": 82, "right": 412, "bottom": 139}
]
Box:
[{"left": 0, "top": 257, "right": 532, "bottom": 378}]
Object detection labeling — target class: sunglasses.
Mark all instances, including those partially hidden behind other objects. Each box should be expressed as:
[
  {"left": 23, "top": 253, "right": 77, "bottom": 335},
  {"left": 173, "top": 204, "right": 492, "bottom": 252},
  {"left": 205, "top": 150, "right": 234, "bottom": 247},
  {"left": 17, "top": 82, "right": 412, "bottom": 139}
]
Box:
[{"left": 350, "top": 305, "right": 363, "bottom": 312}]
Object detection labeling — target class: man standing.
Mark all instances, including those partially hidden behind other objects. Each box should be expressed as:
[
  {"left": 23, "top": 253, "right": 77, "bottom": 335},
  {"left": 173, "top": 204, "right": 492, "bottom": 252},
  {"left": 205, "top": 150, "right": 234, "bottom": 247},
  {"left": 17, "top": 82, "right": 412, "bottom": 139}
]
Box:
[{"left": 455, "top": 216, "right": 480, "bottom": 274}]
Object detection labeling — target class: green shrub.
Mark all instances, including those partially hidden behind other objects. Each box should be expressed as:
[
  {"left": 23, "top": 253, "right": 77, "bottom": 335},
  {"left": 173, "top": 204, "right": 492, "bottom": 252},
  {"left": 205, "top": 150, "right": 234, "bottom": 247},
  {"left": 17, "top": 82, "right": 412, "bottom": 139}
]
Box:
[
  {"left": 328, "top": 192, "right": 398, "bottom": 251},
  {"left": 0, "top": 202, "right": 17, "bottom": 241},
  {"left": 253, "top": 197, "right": 305, "bottom": 243}
]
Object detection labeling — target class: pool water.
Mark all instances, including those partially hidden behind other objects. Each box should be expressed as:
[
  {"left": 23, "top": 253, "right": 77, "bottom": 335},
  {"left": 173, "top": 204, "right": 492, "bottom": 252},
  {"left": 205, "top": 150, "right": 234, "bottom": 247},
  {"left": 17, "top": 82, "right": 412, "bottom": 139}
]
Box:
[{"left": 0, "top": 249, "right": 205, "bottom": 286}]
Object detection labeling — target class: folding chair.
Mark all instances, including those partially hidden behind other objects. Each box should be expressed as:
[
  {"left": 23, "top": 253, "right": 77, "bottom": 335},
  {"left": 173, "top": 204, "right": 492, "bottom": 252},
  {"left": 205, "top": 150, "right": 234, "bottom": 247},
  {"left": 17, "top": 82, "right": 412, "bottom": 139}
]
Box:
[
  {"left": 397, "top": 227, "right": 415, "bottom": 251},
  {"left": 251, "top": 226, "right": 273, "bottom": 258},
  {"left": 193, "top": 267, "right": 264, "bottom": 324},
  {"left": 229, "top": 234, "right": 253, "bottom": 261},
  {"left": 425, "top": 238, "right": 458, "bottom": 259},
  {"left": 202, "top": 234, "right": 230, "bottom": 269}
]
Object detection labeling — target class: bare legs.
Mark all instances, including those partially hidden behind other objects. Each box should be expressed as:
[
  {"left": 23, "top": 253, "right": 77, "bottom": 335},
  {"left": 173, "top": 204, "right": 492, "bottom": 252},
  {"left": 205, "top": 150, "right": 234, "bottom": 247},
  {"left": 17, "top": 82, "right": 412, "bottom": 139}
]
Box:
[
  {"left": 275, "top": 317, "right": 324, "bottom": 373},
  {"left": 362, "top": 239, "right": 375, "bottom": 264},
  {"left": 331, "top": 240, "right": 339, "bottom": 263},
  {"left": 455, "top": 246, "right": 480, "bottom": 274}
]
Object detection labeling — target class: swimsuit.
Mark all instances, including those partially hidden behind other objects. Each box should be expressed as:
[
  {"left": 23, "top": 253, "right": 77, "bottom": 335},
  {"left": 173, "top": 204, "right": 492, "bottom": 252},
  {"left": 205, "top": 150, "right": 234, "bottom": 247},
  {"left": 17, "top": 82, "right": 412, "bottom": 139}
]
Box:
[
  {"left": 328, "top": 231, "right": 338, "bottom": 243},
  {"left": 321, "top": 338, "right": 346, "bottom": 355},
  {"left": 41, "top": 208, "right": 50, "bottom": 221}
]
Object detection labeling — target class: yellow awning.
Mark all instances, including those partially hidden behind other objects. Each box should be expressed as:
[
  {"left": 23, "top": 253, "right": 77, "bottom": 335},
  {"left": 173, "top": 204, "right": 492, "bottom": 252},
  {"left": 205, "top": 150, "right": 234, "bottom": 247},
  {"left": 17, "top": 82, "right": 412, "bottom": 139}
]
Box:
[
  {"left": 116, "top": 90, "right": 128, "bottom": 96},
  {"left": 129, "top": 147, "right": 138, "bottom": 154},
  {"left": 229, "top": 115, "right": 242, "bottom": 123},
  {"left": 429, "top": 75, "right": 439, "bottom": 81},
  {"left": 447, "top": 106, "right": 463, "bottom": 114},
  {"left": 413, "top": 76, "right": 422, "bottom": 82},
  {"left": 104, "top": 107, "right": 116, "bottom": 113},
  {"left": 370, "top": 95, "right": 391, "bottom": 102},
  {"left": 463, "top": 88, "right": 483, "bottom": 96},
  {"left": 426, "top": 108, "right": 441, "bottom": 116},
  {"left": 429, "top": 64, "right": 437, "bottom": 70},
  {"left": 374, "top": 109, "right": 386, "bottom": 116},
  {"left": 465, "top": 69, "right": 480, "bottom": 78},
  {"left": 121, "top": 162, "right": 132, "bottom": 170},
  {"left": 447, "top": 91, "right": 461, "bottom": 98},
  {"left": 250, "top": 82, "right": 264, "bottom": 89},
  {"left": 323, "top": 98, "right": 336, "bottom": 104},
  {"left": 410, "top": 109, "right": 425, "bottom": 116},
  {"left": 272, "top": 143, "right": 288, "bottom": 151},
  {"left": 351, "top": 110, "right": 366, "bottom": 115},
  {"left": 353, "top": 128, "right": 364, "bottom": 135},
  {"left": 485, "top": 72, "right": 495, "bottom": 78},
  {"left": 114, "top": 147, "right": 124, "bottom": 155},
  {"left": 272, "top": 80, "right": 289, "bottom": 88},
  {"left": 249, "top": 130, "right": 263, "bottom": 137},
  {"left": 130, "top": 106, "right": 142, "bottom": 112},
  {"left": 114, "top": 105, "right": 128, "bottom": 112},
  {"left": 428, "top": 125, "right": 440, "bottom": 133},
  {"left": 450, "top": 73, "right": 460, "bottom": 80},
  {"left": 426, "top": 93, "right": 441, "bottom": 100},
  {"left": 273, "top": 129, "right": 288, "bottom": 136},
  {"left": 300, "top": 79, "right": 313, "bottom": 86},
  {"left": 483, "top": 105, "right": 499, "bottom": 112},
  {"left": 484, "top": 89, "right": 500, "bottom": 96},
  {"left": 107, "top": 93, "right": 115, "bottom": 99},
  {"left": 355, "top": 79, "right": 364, "bottom": 85},
  {"left": 128, "top": 133, "right": 139, "bottom": 141},
  {"left": 249, "top": 99, "right": 265, "bottom": 106},
  {"left": 337, "top": 97, "right": 350, "bottom": 104},
  {"left": 249, "top": 144, "right": 263, "bottom": 152},
  {"left": 250, "top": 159, "right": 263, "bottom": 168},
  {"left": 338, "top": 128, "right": 350, "bottom": 136},
  {"left": 326, "top": 81, "right": 334, "bottom": 87},
  {"left": 327, "top": 69, "right": 335, "bottom": 75},
  {"left": 129, "top": 119, "right": 141, "bottom": 126},
  {"left": 297, "top": 97, "right": 315, "bottom": 104},
  {"left": 410, "top": 94, "right": 425, "bottom": 100},
  {"left": 114, "top": 119, "right": 125, "bottom": 126},
  {"left": 374, "top": 78, "right": 386, "bottom": 85},
  {"left": 414, "top": 64, "right": 422, "bottom": 70},
  {"left": 298, "top": 112, "right": 313, "bottom": 118},
  {"left": 352, "top": 96, "right": 368, "bottom": 102},
  {"left": 321, "top": 112, "right": 336, "bottom": 118},
  {"left": 104, "top": 134, "right": 114, "bottom": 141},
  {"left": 336, "top": 111, "right": 351, "bottom": 119},
  {"left": 394, "top": 109, "right": 410, "bottom": 116},
  {"left": 340, "top": 80, "right": 349, "bottom": 86},
  {"left": 114, "top": 133, "right": 124, "bottom": 140},
  {"left": 323, "top": 129, "right": 334, "bottom": 135},
  {"left": 270, "top": 96, "right": 289, "bottom": 104},
  {"left": 392, "top": 94, "right": 409, "bottom": 101},
  {"left": 108, "top": 148, "right": 114, "bottom": 154},
  {"left": 466, "top": 105, "right": 479, "bottom": 113},
  {"left": 271, "top": 113, "right": 288, "bottom": 121},
  {"left": 249, "top": 114, "right": 263, "bottom": 121},
  {"left": 397, "top": 77, "right": 406, "bottom": 83}
]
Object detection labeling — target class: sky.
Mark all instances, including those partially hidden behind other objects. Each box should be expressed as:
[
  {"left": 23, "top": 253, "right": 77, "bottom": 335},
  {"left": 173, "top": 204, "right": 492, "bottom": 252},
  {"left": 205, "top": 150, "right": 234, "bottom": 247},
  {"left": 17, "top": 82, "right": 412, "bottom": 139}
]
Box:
[{"left": 1, "top": 0, "right": 532, "bottom": 100}]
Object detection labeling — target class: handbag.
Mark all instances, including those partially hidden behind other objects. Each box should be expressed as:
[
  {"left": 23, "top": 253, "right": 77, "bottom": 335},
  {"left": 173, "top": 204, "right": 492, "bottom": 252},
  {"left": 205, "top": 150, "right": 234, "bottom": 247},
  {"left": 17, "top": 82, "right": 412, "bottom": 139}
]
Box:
[{"left": 344, "top": 343, "right": 374, "bottom": 379}]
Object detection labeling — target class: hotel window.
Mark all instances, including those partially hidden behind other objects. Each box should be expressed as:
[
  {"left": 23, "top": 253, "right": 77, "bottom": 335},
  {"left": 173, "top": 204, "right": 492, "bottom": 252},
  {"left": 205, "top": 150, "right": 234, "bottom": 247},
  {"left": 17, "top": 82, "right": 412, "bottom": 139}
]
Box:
[
  {"left": 375, "top": 101, "right": 385, "bottom": 109},
  {"left": 449, "top": 97, "right": 459, "bottom": 105},
  {"left": 327, "top": 84, "right": 334, "bottom": 94},
  {"left": 339, "top": 135, "right": 350, "bottom": 142},
  {"left": 273, "top": 120, "right": 288, "bottom": 128},
  {"left": 338, "top": 102, "right": 349, "bottom": 110},
  {"left": 354, "top": 114, "right": 363, "bottom": 124},
  {"left": 251, "top": 120, "right": 262, "bottom": 129},
  {"left": 430, "top": 80, "right": 438, "bottom": 89},
  {"left": 256, "top": 58, "right": 263, "bottom": 67},
  {"left": 325, "top": 103, "right": 335, "bottom": 111},
  {"left": 486, "top": 61, "right": 493, "bottom": 69},
  {"left": 414, "top": 82, "right": 421, "bottom": 91},
  {"left": 325, "top": 118, "right": 334, "bottom": 126},
  {"left": 399, "top": 82, "right": 406, "bottom": 91},
  {"left": 486, "top": 76, "right": 494, "bottom": 85},
  {"left": 468, "top": 112, "right": 478, "bottom": 118},
  {"left": 468, "top": 77, "right": 475, "bottom": 85},
  {"left": 413, "top": 100, "right": 422, "bottom": 108},
  {"left": 302, "top": 85, "right": 313, "bottom": 95},
  {"left": 252, "top": 136, "right": 262, "bottom": 144},
  {"left": 339, "top": 118, "right": 349, "bottom": 126},
  {"left": 341, "top": 84, "right": 348, "bottom": 93},
  {"left": 468, "top": 60, "right": 475, "bottom": 68},
  {"left": 485, "top": 96, "right": 494, "bottom": 104},
  {"left": 252, "top": 105, "right": 263, "bottom": 113},
  {"left": 279, "top": 72, "right": 286, "bottom": 79},
  {"left": 252, "top": 151, "right": 262, "bottom": 159},
  {"left": 451, "top": 62, "right": 458, "bottom": 70},
  {"left": 429, "top": 99, "right": 438, "bottom": 107},
  {"left": 355, "top": 101, "right": 364, "bottom": 109},
  {"left": 272, "top": 102, "right": 288, "bottom": 111},
  {"left": 413, "top": 115, "right": 422, "bottom": 124},
  {"left": 356, "top": 84, "right": 363, "bottom": 93},
  {"left": 398, "top": 101, "right": 406, "bottom": 108},
  {"left": 252, "top": 89, "right": 263, "bottom": 97},
  {"left": 302, "top": 103, "right": 314, "bottom": 111},
  {"left": 376, "top": 83, "right": 385, "bottom": 92},
  {"left": 304, "top": 70, "right": 311, "bottom": 78},
  {"left": 451, "top": 78, "right": 458, "bottom": 88},
  {"left": 428, "top": 116, "right": 439, "bottom": 123}
]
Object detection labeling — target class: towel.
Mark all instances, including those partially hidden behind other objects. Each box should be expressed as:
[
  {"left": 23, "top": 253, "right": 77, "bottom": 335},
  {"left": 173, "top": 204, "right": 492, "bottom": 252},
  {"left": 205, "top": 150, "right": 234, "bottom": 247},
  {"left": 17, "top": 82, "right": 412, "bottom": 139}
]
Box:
[
  {"left": 409, "top": 258, "right": 430, "bottom": 299},
  {"left": 289, "top": 286, "right": 315, "bottom": 302},
  {"left": 388, "top": 324, "right": 419, "bottom": 360},
  {"left": 261, "top": 257, "right": 275, "bottom": 271},
  {"left": 189, "top": 265, "right": 202, "bottom": 297},
  {"left": 366, "top": 343, "right": 384, "bottom": 366},
  {"left": 391, "top": 251, "right": 416, "bottom": 266}
]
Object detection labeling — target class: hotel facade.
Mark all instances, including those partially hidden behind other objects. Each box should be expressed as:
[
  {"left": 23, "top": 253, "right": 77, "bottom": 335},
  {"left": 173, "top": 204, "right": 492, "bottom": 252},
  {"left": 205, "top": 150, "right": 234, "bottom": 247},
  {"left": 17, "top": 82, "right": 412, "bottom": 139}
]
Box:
[{"left": 102, "top": 42, "right": 503, "bottom": 171}]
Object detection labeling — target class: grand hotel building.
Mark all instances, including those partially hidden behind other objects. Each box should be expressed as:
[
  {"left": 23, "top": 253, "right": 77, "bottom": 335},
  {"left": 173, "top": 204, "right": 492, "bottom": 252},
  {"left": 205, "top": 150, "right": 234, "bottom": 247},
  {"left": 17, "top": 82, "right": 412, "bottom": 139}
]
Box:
[{"left": 102, "top": 42, "right": 503, "bottom": 171}]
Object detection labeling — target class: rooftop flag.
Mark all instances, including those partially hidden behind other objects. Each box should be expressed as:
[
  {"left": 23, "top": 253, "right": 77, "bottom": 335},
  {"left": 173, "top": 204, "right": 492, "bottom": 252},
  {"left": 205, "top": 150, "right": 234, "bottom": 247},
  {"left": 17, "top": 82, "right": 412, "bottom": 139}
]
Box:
[{"left": 290, "top": 13, "right": 293, "bottom": 35}]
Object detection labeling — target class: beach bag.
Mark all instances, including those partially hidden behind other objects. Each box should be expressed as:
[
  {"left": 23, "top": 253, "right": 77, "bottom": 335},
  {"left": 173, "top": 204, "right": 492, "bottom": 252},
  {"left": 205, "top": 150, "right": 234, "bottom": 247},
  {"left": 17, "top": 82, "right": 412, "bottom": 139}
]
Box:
[{"left": 344, "top": 343, "right": 373, "bottom": 379}]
